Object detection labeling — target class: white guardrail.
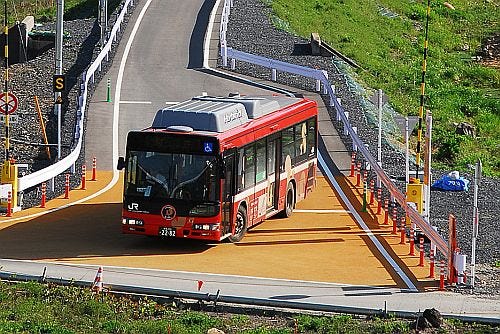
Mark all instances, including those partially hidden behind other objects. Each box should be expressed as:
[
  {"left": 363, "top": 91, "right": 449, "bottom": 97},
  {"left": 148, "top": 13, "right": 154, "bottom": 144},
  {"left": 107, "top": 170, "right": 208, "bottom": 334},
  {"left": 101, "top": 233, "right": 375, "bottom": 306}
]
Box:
[
  {"left": 219, "top": 0, "right": 448, "bottom": 257},
  {"left": 17, "top": 0, "right": 134, "bottom": 192}
]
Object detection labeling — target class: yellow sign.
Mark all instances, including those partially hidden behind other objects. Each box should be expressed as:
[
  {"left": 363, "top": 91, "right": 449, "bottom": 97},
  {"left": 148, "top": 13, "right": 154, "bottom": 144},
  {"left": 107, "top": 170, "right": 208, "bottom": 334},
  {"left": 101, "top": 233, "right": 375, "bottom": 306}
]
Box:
[
  {"left": 1, "top": 160, "right": 18, "bottom": 208},
  {"left": 53, "top": 74, "right": 66, "bottom": 92},
  {"left": 407, "top": 182, "right": 423, "bottom": 213}
]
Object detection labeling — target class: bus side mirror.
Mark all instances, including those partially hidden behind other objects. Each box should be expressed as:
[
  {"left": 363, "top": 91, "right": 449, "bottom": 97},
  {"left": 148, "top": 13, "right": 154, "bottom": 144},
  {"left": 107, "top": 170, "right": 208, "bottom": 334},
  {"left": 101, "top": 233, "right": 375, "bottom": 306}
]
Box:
[{"left": 117, "top": 156, "right": 126, "bottom": 170}]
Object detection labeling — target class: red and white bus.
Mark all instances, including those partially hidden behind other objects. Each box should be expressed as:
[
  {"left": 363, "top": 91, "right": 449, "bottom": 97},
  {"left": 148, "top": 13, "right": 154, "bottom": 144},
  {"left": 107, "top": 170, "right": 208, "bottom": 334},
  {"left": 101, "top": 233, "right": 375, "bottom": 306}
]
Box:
[{"left": 117, "top": 94, "right": 318, "bottom": 242}]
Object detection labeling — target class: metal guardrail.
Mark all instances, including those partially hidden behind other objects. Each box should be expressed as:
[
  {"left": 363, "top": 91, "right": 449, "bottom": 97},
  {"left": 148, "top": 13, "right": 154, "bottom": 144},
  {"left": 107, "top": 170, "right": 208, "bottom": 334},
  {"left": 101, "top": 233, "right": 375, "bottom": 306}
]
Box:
[
  {"left": 1, "top": 270, "right": 499, "bottom": 325},
  {"left": 17, "top": 0, "right": 135, "bottom": 192},
  {"left": 219, "top": 0, "right": 448, "bottom": 257}
]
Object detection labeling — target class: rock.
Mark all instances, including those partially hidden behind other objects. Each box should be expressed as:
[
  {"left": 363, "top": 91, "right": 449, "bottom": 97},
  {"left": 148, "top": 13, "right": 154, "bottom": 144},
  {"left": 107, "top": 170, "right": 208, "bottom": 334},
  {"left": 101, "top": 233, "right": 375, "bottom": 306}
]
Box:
[
  {"left": 423, "top": 308, "right": 443, "bottom": 328},
  {"left": 207, "top": 328, "right": 225, "bottom": 334},
  {"left": 413, "top": 316, "right": 431, "bottom": 330},
  {"left": 455, "top": 122, "right": 475, "bottom": 137}
]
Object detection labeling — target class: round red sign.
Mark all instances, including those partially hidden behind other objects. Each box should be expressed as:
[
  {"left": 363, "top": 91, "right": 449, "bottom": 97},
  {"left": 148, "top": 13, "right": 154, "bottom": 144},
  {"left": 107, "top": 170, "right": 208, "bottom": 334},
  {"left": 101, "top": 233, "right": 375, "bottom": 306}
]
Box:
[{"left": 0, "top": 92, "right": 18, "bottom": 115}]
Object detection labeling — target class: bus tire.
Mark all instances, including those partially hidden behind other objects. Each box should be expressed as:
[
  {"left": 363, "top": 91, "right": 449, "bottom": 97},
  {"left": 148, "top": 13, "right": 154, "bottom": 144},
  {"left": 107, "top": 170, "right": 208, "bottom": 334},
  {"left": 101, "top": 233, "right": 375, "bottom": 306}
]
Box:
[
  {"left": 280, "top": 182, "right": 295, "bottom": 218},
  {"left": 229, "top": 206, "right": 247, "bottom": 243}
]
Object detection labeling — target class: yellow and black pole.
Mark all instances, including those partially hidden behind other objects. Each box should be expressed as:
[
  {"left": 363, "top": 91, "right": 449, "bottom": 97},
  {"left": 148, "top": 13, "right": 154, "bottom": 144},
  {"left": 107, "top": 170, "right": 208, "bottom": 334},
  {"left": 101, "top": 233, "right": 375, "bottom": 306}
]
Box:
[
  {"left": 407, "top": 0, "right": 430, "bottom": 216},
  {"left": 3, "top": 0, "right": 9, "bottom": 161},
  {"left": 415, "top": 0, "right": 431, "bottom": 179},
  {"left": 1, "top": 0, "right": 18, "bottom": 212}
]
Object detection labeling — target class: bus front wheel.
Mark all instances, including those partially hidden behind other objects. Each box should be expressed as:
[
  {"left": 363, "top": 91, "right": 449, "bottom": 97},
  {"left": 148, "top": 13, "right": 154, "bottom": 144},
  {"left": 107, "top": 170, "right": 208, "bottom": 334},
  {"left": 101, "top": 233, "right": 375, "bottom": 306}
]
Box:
[
  {"left": 281, "top": 182, "right": 295, "bottom": 218},
  {"left": 229, "top": 206, "right": 247, "bottom": 243}
]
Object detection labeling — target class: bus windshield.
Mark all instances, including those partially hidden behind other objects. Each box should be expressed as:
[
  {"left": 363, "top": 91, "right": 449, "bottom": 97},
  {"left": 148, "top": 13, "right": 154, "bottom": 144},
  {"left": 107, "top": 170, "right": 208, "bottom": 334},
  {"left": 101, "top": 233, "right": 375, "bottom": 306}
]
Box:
[{"left": 124, "top": 151, "right": 219, "bottom": 203}]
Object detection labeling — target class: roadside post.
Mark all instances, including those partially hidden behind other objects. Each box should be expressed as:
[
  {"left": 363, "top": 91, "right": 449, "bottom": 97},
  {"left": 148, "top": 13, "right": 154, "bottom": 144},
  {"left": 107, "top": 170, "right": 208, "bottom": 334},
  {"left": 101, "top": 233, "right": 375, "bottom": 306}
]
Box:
[
  {"left": 471, "top": 159, "right": 482, "bottom": 288},
  {"left": 368, "top": 89, "right": 387, "bottom": 188}
]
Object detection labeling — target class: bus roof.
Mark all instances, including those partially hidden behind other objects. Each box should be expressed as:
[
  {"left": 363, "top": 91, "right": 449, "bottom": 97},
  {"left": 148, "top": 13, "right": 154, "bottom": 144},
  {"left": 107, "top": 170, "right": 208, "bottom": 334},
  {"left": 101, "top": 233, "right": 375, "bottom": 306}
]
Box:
[{"left": 151, "top": 95, "right": 304, "bottom": 133}]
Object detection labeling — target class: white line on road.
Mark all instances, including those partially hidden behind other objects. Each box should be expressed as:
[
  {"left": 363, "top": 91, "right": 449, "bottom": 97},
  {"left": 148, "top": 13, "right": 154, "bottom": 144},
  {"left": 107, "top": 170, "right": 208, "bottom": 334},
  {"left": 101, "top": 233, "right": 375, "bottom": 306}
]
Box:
[
  {"left": 165, "top": 101, "right": 179, "bottom": 105},
  {"left": 318, "top": 151, "right": 418, "bottom": 292},
  {"left": 119, "top": 101, "right": 152, "bottom": 104}
]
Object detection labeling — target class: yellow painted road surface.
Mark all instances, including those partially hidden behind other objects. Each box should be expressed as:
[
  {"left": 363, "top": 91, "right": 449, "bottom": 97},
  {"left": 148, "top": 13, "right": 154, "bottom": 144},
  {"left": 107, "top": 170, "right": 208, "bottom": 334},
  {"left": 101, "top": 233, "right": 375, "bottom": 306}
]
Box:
[{"left": 0, "top": 173, "right": 436, "bottom": 290}]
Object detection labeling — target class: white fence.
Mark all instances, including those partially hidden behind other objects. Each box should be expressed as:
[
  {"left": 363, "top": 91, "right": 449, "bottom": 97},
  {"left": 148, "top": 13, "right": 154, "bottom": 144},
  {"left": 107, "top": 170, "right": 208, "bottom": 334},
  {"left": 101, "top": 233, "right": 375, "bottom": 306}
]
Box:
[
  {"left": 17, "top": 0, "right": 134, "bottom": 192},
  {"left": 220, "top": 0, "right": 448, "bottom": 257}
]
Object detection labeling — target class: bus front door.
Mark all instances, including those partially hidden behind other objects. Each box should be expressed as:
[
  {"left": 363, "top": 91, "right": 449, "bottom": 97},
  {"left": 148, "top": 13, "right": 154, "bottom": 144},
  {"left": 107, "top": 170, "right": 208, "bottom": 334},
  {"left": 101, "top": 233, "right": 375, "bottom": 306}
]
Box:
[
  {"left": 267, "top": 137, "right": 280, "bottom": 212},
  {"left": 221, "top": 151, "right": 235, "bottom": 237}
]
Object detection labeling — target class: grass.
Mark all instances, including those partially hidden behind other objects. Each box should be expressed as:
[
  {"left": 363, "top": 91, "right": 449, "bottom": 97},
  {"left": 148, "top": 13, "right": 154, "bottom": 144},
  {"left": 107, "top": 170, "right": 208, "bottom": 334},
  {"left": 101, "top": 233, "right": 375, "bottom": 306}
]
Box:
[
  {"left": 266, "top": 0, "right": 500, "bottom": 176},
  {"left": 4, "top": 0, "right": 122, "bottom": 24},
  {"left": 0, "top": 281, "right": 497, "bottom": 333}
]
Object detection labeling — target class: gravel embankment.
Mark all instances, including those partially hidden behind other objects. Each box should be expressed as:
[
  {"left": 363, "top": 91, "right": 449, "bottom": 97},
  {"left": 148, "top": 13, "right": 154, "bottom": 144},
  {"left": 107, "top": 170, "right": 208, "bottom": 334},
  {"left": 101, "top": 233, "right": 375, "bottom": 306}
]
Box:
[
  {"left": 2, "top": 0, "right": 497, "bottom": 297},
  {"left": 222, "top": 0, "right": 499, "bottom": 297},
  {"left": 2, "top": 2, "right": 135, "bottom": 208}
]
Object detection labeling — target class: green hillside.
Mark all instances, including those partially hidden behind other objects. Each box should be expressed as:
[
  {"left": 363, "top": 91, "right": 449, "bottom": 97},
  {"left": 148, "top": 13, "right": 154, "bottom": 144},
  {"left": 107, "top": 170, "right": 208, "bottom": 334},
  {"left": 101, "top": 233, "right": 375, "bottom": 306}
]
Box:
[{"left": 267, "top": 0, "right": 500, "bottom": 176}]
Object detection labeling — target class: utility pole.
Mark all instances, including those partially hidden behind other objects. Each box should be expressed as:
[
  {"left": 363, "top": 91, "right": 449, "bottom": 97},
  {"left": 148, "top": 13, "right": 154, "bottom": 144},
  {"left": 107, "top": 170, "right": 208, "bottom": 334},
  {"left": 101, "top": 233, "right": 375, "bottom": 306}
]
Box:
[
  {"left": 369, "top": 89, "right": 387, "bottom": 189},
  {"left": 423, "top": 110, "right": 432, "bottom": 223},
  {"left": 54, "top": 0, "right": 63, "bottom": 159},
  {"left": 99, "top": 0, "right": 108, "bottom": 48},
  {"left": 471, "top": 159, "right": 482, "bottom": 288}
]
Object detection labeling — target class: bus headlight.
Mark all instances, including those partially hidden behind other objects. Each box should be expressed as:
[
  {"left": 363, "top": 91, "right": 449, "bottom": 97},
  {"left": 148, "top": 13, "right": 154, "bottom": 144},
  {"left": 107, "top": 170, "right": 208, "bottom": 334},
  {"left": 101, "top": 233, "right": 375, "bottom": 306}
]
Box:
[{"left": 192, "top": 224, "right": 219, "bottom": 231}]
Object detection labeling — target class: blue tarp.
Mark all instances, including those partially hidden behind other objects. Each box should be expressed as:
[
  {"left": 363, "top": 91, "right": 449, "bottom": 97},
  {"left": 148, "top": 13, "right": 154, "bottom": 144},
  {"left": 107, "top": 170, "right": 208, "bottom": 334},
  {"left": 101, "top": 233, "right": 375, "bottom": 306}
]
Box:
[{"left": 432, "top": 172, "right": 469, "bottom": 191}]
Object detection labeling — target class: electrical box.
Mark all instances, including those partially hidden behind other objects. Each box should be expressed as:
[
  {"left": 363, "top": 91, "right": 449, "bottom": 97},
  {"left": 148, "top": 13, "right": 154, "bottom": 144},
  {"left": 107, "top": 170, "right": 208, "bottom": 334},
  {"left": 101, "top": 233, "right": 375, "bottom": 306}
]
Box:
[
  {"left": 1, "top": 160, "right": 19, "bottom": 208},
  {"left": 407, "top": 181, "right": 424, "bottom": 214}
]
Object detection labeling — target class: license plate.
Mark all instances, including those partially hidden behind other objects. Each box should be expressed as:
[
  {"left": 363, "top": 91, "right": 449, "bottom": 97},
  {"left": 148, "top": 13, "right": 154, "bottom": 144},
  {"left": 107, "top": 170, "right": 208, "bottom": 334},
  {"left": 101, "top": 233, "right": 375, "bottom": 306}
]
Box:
[{"left": 159, "top": 227, "right": 176, "bottom": 237}]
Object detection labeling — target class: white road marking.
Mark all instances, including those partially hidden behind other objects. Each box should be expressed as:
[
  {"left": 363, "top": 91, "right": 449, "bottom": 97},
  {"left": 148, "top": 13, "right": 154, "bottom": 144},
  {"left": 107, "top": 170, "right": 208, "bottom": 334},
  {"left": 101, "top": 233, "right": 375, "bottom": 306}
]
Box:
[
  {"left": 165, "top": 101, "right": 180, "bottom": 105},
  {"left": 318, "top": 151, "right": 417, "bottom": 292},
  {"left": 204, "top": 0, "right": 221, "bottom": 68},
  {"left": 119, "top": 101, "right": 152, "bottom": 104}
]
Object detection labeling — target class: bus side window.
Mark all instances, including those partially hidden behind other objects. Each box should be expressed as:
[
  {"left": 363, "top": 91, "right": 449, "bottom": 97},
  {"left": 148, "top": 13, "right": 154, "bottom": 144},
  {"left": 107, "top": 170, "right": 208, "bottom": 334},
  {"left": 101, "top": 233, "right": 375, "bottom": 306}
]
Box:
[
  {"left": 255, "top": 139, "right": 266, "bottom": 183},
  {"left": 267, "top": 139, "right": 276, "bottom": 176},
  {"left": 237, "top": 148, "right": 245, "bottom": 192},
  {"left": 307, "top": 118, "right": 317, "bottom": 156},
  {"left": 244, "top": 145, "right": 256, "bottom": 189},
  {"left": 281, "top": 126, "right": 295, "bottom": 170},
  {"left": 294, "top": 122, "right": 307, "bottom": 163}
]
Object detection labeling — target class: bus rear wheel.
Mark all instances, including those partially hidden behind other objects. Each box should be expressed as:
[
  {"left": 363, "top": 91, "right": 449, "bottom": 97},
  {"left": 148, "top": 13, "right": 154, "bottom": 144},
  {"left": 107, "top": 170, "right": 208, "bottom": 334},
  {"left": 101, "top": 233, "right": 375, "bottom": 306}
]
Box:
[{"left": 229, "top": 206, "right": 247, "bottom": 243}]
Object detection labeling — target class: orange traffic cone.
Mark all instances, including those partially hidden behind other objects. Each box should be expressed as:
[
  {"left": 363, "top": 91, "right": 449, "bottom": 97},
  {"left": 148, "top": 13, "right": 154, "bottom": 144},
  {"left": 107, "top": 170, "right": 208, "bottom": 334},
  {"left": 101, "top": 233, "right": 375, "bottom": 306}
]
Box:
[{"left": 91, "top": 266, "right": 103, "bottom": 293}]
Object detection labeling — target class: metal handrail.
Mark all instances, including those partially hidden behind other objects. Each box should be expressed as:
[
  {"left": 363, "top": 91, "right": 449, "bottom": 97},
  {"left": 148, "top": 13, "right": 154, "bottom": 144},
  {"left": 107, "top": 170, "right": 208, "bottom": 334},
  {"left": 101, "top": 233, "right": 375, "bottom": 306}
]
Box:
[{"left": 219, "top": 0, "right": 447, "bottom": 256}]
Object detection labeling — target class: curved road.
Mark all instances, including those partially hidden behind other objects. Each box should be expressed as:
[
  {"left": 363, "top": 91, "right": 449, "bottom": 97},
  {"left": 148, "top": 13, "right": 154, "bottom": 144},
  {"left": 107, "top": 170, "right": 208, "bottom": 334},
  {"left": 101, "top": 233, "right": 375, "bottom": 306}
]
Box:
[{"left": 0, "top": 0, "right": 498, "bottom": 320}]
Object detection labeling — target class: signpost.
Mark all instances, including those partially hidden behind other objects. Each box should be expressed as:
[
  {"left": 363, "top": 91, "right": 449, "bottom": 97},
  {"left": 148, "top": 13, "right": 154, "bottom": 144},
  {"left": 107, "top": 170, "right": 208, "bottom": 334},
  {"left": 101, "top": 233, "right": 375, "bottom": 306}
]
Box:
[
  {"left": 471, "top": 159, "right": 482, "bottom": 288},
  {"left": 0, "top": 114, "right": 18, "bottom": 123},
  {"left": 369, "top": 89, "right": 388, "bottom": 188},
  {"left": 0, "top": 91, "right": 18, "bottom": 115}
]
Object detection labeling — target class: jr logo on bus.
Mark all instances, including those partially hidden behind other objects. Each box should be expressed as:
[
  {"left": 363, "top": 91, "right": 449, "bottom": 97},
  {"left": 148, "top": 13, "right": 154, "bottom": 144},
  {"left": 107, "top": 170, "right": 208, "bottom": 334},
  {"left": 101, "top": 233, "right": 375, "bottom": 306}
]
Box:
[
  {"left": 161, "top": 205, "right": 176, "bottom": 220},
  {"left": 128, "top": 203, "right": 139, "bottom": 211}
]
